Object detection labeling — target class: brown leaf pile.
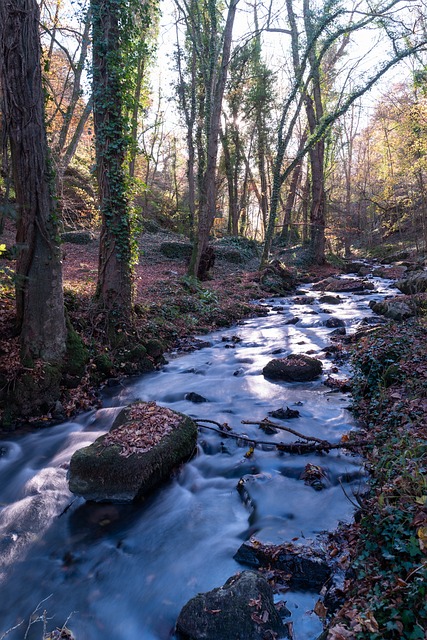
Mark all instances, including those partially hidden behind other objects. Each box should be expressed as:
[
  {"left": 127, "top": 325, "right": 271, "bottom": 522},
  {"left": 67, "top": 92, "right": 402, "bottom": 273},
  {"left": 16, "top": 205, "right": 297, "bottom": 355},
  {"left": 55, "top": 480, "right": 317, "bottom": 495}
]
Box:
[{"left": 103, "top": 401, "right": 181, "bottom": 457}]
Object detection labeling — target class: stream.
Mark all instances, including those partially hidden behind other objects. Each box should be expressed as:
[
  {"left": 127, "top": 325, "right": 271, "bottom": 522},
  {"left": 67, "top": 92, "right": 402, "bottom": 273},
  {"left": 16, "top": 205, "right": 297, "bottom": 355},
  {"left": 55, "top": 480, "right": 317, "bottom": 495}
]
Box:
[{"left": 0, "top": 274, "right": 396, "bottom": 640}]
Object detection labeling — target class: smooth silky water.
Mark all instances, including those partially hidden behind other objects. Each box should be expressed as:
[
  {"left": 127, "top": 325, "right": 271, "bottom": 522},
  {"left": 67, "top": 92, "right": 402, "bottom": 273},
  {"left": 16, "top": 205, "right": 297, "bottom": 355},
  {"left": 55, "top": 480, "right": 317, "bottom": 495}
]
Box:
[{"left": 0, "top": 275, "right": 396, "bottom": 639}]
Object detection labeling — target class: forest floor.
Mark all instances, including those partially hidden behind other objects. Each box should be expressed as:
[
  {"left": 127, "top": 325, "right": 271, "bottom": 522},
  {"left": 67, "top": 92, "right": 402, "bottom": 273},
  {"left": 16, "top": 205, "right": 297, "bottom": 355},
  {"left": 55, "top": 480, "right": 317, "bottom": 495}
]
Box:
[
  {"left": 0, "top": 225, "right": 337, "bottom": 423},
  {"left": 0, "top": 224, "right": 426, "bottom": 639}
]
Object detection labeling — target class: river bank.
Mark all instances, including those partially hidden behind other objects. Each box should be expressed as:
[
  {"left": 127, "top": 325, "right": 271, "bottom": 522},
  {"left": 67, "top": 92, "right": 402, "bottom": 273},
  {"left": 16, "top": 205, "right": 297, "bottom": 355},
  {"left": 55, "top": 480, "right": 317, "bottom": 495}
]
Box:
[{"left": 323, "top": 317, "right": 427, "bottom": 640}]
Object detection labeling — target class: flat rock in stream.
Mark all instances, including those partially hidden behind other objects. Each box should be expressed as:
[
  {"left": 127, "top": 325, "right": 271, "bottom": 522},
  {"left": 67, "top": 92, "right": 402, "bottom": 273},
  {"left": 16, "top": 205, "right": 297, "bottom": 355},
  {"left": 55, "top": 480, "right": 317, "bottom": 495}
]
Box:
[
  {"left": 68, "top": 401, "right": 197, "bottom": 503},
  {"left": 312, "top": 277, "right": 374, "bottom": 293},
  {"left": 175, "top": 570, "right": 289, "bottom": 640},
  {"left": 234, "top": 539, "right": 331, "bottom": 590},
  {"left": 263, "top": 354, "right": 322, "bottom": 382}
]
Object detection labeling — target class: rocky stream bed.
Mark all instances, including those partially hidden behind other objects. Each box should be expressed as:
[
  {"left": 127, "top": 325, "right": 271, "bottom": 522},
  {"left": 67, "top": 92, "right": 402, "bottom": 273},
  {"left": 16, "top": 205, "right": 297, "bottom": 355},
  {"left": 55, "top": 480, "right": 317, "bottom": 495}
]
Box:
[{"left": 0, "top": 268, "right": 408, "bottom": 639}]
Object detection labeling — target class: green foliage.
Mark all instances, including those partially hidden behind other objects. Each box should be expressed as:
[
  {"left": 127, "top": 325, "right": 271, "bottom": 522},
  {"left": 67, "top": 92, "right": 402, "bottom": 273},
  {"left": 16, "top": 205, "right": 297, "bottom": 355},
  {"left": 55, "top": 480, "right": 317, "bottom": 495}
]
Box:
[{"left": 325, "top": 252, "right": 346, "bottom": 269}]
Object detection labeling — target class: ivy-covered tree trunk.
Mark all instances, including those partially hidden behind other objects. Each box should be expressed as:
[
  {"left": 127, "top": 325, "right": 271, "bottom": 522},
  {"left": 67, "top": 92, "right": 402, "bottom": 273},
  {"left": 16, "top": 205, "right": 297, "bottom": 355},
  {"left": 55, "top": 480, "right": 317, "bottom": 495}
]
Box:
[
  {"left": 92, "top": 0, "right": 133, "bottom": 319},
  {"left": 0, "top": 0, "right": 66, "bottom": 363}
]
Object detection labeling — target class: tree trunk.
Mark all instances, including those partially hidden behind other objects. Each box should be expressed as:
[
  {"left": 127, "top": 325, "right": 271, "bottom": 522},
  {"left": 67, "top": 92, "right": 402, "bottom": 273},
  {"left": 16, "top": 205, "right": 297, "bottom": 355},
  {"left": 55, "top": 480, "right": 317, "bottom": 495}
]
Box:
[
  {"left": 280, "top": 132, "right": 307, "bottom": 243},
  {"left": 0, "top": 0, "right": 66, "bottom": 363},
  {"left": 92, "top": 0, "right": 133, "bottom": 318},
  {"left": 188, "top": 0, "right": 239, "bottom": 279}
]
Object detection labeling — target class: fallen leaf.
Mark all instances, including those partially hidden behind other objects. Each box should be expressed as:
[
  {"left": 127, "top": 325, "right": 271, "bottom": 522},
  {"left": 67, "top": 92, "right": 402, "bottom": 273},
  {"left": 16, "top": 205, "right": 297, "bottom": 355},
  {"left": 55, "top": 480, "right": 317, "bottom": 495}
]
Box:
[
  {"left": 417, "top": 526, "right": 427, "bottom": 552},
  {"left": 327, "top": 624, "right": 355, "bottom": 639},
  {"left": 314, "top": 599, "right": 328, "bottom": 618}
]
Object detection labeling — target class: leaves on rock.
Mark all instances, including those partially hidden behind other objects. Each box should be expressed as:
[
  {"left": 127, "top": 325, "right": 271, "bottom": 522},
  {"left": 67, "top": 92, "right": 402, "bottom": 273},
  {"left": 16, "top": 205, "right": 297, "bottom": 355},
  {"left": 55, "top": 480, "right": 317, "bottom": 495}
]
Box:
[{"left": 103, "top": 401, "right": 181, "bottom": 457}]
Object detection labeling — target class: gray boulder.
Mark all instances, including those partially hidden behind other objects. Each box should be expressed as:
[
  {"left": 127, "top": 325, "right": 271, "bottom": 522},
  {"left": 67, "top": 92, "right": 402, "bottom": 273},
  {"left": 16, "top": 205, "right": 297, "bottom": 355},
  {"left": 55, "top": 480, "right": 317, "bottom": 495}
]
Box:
[
  {"left": 369, "top": 299, "right": 415, "bottom": 321},
  {"left": 175, "top": 570, "right": 288, "bottom": 640},
  {"left": 68, "top": 402, "right": 197, "bottom": 502},
  {"left": 263, "top": 354, "right": 322, "bottom": 382},
  {"left": 395, "top": 270, "right": 427, "bottom": 294}
]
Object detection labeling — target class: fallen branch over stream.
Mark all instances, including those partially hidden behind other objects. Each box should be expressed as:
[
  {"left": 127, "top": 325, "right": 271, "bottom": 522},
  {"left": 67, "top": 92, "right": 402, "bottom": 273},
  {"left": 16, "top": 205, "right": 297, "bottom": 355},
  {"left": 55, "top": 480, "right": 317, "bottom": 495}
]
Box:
[{"left": 195, "top": 419, "right": 369, "bottom": 454}]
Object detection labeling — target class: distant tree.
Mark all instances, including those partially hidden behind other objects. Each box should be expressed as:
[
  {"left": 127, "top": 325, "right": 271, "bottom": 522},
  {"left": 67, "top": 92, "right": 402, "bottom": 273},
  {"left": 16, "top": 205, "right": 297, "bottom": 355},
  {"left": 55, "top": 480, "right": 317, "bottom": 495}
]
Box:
[
  {"left": 352, "top": 82, "right": 427, "bottom": 250},
  {"left": 0, "top": 0, "right": 66, "bottom": 363},
  {"left": 261, "top": 0, "right": 427, "bottom": 267},
  {"left": 174, "top": 0, "right": 239, "bottom": 279}
]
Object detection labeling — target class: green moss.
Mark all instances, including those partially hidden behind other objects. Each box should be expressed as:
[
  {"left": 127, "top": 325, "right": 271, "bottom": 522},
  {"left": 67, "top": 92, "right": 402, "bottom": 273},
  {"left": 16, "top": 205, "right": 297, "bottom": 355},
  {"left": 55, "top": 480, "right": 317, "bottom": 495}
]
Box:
[
  {"left": 93, "top": 352, "right": 113, "bottom": 376},
  {"left": 144, "top": 338, "right": 164, "bottom": 359},
  {"left": 64, "top": 318, "right": 89, "bottom": 377}
]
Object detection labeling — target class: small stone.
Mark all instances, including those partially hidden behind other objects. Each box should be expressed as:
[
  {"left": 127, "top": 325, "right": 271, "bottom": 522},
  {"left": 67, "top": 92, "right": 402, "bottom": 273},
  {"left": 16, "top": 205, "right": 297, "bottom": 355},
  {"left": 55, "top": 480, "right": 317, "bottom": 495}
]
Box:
[
  {"left": 185, "top": 392, "right": 208, "bottom": 403},
  {"left": 269, "top": 406, "right": 300, "bottom": 419}
]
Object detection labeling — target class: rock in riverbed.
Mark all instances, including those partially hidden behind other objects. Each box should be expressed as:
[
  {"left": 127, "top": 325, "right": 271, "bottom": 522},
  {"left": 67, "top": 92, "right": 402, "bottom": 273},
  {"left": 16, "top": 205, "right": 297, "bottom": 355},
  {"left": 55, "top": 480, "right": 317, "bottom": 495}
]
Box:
[
  {"left": 175, "top": 570, "right": 289, "bottom": 640},
  {"left": 263, "top": 354, "right": 323, "bottom": 382},
  {"left": 68, "top": 401, "right": 197, "bottom": 502}
]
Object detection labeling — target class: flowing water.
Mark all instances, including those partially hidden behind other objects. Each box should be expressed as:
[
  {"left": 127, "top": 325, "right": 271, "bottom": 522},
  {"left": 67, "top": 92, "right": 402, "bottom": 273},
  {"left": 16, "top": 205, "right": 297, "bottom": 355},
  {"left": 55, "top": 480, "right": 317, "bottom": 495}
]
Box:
[{"left": 0, "top": 275, "right": 396, "bottom": 640}]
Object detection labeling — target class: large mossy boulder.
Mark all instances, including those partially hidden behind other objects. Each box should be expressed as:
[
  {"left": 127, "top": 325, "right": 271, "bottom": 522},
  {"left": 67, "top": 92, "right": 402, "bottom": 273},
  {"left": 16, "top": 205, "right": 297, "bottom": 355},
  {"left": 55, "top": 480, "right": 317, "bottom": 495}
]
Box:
[
  {"left": 68, "top": 402, "right": 197, "bottom": 502},
  {"left": 260, "top": 259, "right": 297, "bottom": 295},
  {"left": 263, "top": 354, "right": 322, "bottom": 382},
  {"left": 61, "top": 230, "right": 95, "bottom": 244},
  {"left": 395, "top": 270, "right": 427, "bottom": 294},
  {"left": 175, "top": 571, "right": 288, "bottom": 640},
  {"left": 160, "top": 241, "right": 193, "bottom": 260}
]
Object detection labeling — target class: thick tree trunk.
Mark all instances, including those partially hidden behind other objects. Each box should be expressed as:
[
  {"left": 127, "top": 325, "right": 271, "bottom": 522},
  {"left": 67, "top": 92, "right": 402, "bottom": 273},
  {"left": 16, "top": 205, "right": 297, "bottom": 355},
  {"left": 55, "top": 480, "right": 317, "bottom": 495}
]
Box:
[
  {"left": 92, "top": 0, "right": 133, "bottom": 317},
  {"left": 0, "top": 0, "right": 66, "bottom": 363}
]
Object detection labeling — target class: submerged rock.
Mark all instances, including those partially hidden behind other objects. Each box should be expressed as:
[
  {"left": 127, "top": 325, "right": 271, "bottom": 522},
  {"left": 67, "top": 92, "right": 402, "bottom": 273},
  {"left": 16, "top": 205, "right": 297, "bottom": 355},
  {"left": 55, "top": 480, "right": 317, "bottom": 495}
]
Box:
[
  {"left": 175, "top": 570, "right": 289, "bottom": 640},
  {"left": 263, "top": 354, "right": 323, "bottom": 382},
  {"left": 68, "top": 402, "right": 197, "bottom": 502},
  {"left": 185, "top": 392, "right": 208, "bottom": 403},
  {"left": 318, "top": 295, "right": 342, "bottom": 305},
  {"left": 268, "top": 406, "right": 300, "bottom": 419}
]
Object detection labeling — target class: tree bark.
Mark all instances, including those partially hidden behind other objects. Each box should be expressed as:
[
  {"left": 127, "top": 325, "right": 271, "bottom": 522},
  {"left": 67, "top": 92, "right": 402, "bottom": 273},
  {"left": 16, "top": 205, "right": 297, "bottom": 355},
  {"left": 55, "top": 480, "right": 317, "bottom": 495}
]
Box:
[{"left": 0, "top": 0, "right": 66, "bottom": 363}]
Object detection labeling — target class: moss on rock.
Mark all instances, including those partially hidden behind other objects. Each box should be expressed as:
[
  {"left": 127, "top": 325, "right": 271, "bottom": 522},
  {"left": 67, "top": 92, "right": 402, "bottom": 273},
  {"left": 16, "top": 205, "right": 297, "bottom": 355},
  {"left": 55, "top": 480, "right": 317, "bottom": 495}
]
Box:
[{"left": 69, "top": 402, "right": 198, "bottom": 502}]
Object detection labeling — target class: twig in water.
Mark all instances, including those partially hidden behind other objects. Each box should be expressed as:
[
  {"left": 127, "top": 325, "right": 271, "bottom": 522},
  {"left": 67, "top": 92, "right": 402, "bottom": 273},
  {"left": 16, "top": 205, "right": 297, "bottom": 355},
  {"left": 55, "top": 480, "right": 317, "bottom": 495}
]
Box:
[
  {"left": 195, "top": 420, "right": 369, "bottom": 455},
  {"left": 242, "top": 418, "right": 329, "bottom": 444},
  {"left": 338, "top": 476, "right": 363, "bottom": 509},
  {"left": 23, "top": 595, "right": 53, "bottom": 639},
  {"left": 0, "top": 620, "right": 24, "bottom": 640}
]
